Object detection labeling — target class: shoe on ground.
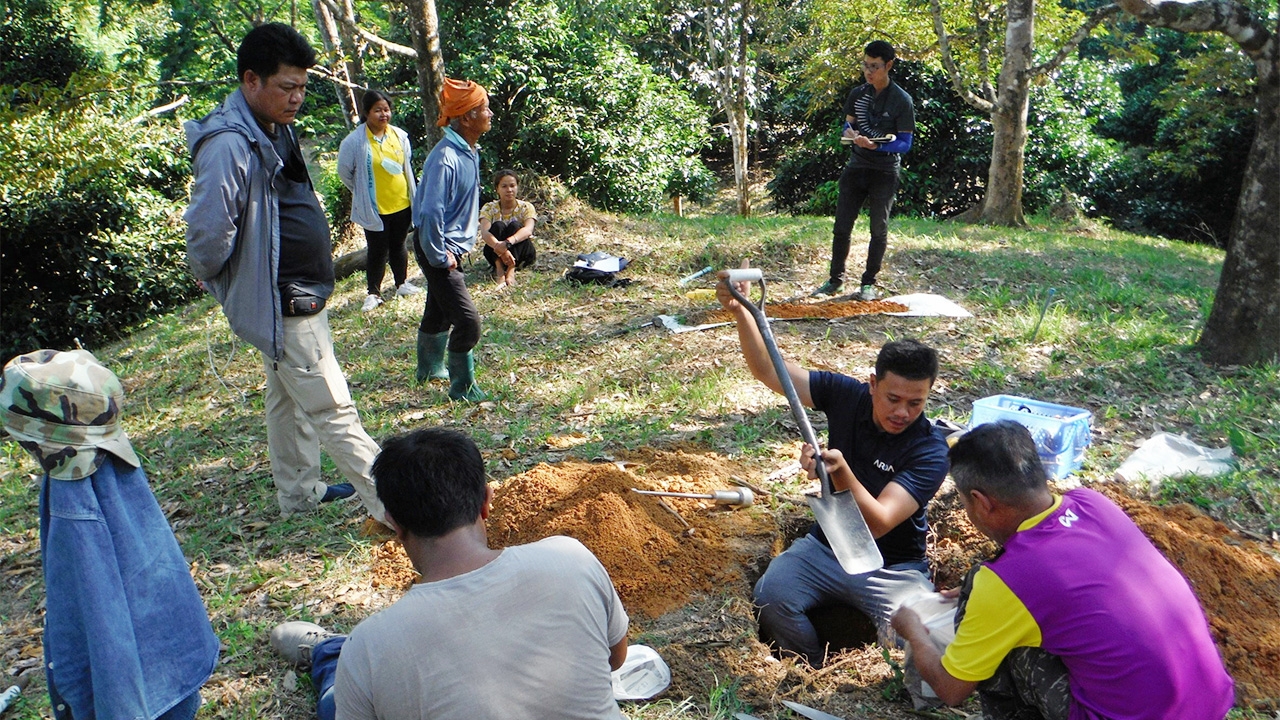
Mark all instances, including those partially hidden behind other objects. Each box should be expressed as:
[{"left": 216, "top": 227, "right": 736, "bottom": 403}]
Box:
[
  {"left": 269, "top": 621, "right": 339, "bottom": 669},
  {"left": 395, "top": 281, "right": 422, "bottom": 296},
  {"left": 855, "top": 284, "right": 879, "bottom": 301},
  {"left": 321, "top": 483, "right": 355, "bottom": 503},
  {"left": 361, "top": 294, "right": 383, "bottom": 312},
  {"left": 811, "top": 280, "right": 842, "bottom": 298}
]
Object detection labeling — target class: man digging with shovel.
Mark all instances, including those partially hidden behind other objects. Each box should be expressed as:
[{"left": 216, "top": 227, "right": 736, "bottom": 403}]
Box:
[{"left": 717, "top": 272, "right": 949, "bottom": 666}]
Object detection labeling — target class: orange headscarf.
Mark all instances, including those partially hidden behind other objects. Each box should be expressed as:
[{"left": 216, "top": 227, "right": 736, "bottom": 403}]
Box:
[{"left": 437, "top": 77, "right": 488, "bottom": 127}]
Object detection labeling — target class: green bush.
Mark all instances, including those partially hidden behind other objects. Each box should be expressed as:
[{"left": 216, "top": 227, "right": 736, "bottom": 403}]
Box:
[
  {"left": 0, "top": 78, "right": 198, "bottom": 364},
  {"left": 430, "top": 0, "right": 713, "bottom": 213}
]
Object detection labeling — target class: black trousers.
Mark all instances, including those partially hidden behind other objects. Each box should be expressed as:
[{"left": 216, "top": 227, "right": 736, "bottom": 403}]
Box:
[
  {"left": 829, "top": 164, "right": 899, "bottom": 287},
  {"left": 364, "top": 207, "right": 412, "bottom": 295},
  {"left": 481, "top": 219, "right": 537, "bottom": 270},
  {"left": 413, "top": 242, "right": 480, "bottom": 352}
]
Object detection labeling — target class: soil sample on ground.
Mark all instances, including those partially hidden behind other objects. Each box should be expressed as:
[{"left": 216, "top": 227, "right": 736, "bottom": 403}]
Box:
[{"left": 704, "top": 299, "right": 910, "bottom": 323}]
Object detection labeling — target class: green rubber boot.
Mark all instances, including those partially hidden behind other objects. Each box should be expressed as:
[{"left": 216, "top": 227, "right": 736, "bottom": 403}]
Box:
[
  {"left": 416, "top": 331, "right": 449, "bottom": 383},
  {"left": 447, "top": 350, "right": 487, "bottom": 402}
]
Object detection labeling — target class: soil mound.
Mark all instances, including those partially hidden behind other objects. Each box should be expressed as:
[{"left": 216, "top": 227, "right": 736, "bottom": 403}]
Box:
[
  {"left": 1104, "top": 489, "right": 1280, "bottom": 708},
  {"left": 370, "top": 448, "right": 774, "bottom": 619}
]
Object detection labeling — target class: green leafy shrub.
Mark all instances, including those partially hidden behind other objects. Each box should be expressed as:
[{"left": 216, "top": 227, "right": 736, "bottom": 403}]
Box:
[
  {"left": 0, "top": 77, "right": 198, "bottom": 363},
  {"left": 430, "top": 0, "right": 713, "bottom": 213}
]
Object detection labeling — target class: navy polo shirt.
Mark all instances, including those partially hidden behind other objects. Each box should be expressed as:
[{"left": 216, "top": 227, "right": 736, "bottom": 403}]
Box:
[{"left": 807, "top": 370, "right": 948, "bottom": 567}]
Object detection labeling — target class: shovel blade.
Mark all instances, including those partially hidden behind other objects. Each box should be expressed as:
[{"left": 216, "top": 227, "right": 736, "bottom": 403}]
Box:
[{"left": 808, "top": 492, "right": 883, "bottom": 575}]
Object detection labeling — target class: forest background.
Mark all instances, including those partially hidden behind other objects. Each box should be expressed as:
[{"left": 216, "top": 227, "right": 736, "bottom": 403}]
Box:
[{"left": 1, "top": 0, "right": 1275, "bottom": 367}]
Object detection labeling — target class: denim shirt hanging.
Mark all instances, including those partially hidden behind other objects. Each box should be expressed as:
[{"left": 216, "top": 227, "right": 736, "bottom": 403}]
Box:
[{"left": 40, "top": 456, "right": 219, "bottom": 719}]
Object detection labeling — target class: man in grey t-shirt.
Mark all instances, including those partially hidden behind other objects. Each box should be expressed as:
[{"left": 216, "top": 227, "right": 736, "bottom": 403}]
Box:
[
  {"left": 813, "top": 40, "right": 916, "bottom": 302},
  {"left": 269, "top": 428, "right": 629, "bottom": 720}
]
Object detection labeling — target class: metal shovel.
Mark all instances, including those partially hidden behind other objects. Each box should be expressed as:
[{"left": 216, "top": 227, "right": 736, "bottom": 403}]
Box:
[{"left": 724, "top": 268, "right": 883, "bottom": 575}]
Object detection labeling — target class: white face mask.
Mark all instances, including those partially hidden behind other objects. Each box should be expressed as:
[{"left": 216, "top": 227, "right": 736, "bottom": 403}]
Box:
[{"left": 380, "top": 157, "right": 403, "bottom": 175}]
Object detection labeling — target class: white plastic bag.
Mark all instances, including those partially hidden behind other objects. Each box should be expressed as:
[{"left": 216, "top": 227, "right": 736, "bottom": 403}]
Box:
[
  {"left": 611, "top": 644, "right": 671, "bottom": 701},
  {"left": 1114, "top": 432, "right": 1234, "bottom": 493}
]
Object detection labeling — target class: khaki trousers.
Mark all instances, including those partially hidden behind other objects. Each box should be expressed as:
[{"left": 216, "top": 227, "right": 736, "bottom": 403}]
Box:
[{"left": 262, "top": 309, "right": 386, "bottom": 523}]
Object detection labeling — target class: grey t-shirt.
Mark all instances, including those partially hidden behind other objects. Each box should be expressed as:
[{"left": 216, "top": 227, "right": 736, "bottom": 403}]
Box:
[
  {"left": 843, "top": 80, "right": 915, "bottom": 172},
  {"left": 335, "top": 536, "right": 629, "bottom": 720}
]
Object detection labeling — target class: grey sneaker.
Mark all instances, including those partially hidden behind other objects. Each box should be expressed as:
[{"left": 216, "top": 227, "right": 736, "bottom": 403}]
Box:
[
  {"left": 361, "top": 294, "right": 383, "bottom": 312},
  {"left": 269, "top": 621, "right": 338, "bottom": 669},
  {"left": 855, "top": 284, "right": 878, "bottom": 301},
  {"left": 811, "top": 280, "right": 843, "bottom": 297}
]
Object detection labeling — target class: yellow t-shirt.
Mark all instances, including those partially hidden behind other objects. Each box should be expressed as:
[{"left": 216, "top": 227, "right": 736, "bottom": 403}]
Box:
[
  {"left": 369, "top": 129, "right": 410, "bottom": 215},
  {"left": 479, "top": 199, "right": 537, "bottom": 225}
]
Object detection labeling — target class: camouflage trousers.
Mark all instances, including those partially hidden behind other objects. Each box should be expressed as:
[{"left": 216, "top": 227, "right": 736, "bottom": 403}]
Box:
[{"left": 956, "top": 565, "right": 1072, "bottom": 720}]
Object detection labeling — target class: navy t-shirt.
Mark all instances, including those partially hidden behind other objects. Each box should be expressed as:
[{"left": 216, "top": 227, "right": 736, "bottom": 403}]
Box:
[
  {"left": 268, "top": 123, "right": 335, "bottom": 297},
  {"left": 807, "top": 370, "right": 948, "bottom": 567},
  {"left": 843, "top": 80, "right": 915, "bottom": 172}
]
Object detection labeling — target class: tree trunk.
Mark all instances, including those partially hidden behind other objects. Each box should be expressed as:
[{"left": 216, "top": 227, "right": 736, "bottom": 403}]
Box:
[
  {"left": 706, "top": 0, "right": 753, "bottom": 216},
  {"left": 403, "top": 0, "right": 446, "bottom": 146},
  {"left": 312, "top": 0, "right": 358, "bottom": 126},
  {"left": 1197, "top": 58, "right": 1279, "bottom": 365},
  {"left": 733, "top": 0, "right": 752, "bottom": 217},
  {"left": 1113, "top": 0, "right": 1279, "bottom": 365},
  {"left": 974, "top": 0, "right": 1033, "bottom": 226},
  {"left": 338, "top": 0, "right": 367, "bottom": 100}
]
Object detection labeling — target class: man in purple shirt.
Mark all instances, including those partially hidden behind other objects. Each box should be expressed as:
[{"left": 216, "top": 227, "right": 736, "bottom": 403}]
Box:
[{"left": 892, "top": 420, "right": 1233, "bottom": 720}]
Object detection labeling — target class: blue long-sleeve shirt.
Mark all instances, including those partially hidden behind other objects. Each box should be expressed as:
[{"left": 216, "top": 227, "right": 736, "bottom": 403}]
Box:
[{"left": 412, "top": 128, "right": 480, "bottom": 268}]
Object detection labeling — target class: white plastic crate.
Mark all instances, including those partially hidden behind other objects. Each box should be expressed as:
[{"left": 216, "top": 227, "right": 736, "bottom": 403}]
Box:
[{"left": 969, "top": 395, "right": 1092, "bottom": 480}]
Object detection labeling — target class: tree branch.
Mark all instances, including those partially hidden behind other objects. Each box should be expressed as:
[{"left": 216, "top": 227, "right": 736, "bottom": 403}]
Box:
[
  {"left": 1116, "top": 0, "right": 1273, "bottom": 58},
  {"left": 315, "top": 0, "right": 417, "bottom": 57},
  {"left": 126, "top": 95, "right": 190, "bottom": 125},
  {"left": 1029, "top": 4, "right": 1122, "bottom": 77},
  {"left": 931, "top": 0, "right": 995, "bottom": 113}
]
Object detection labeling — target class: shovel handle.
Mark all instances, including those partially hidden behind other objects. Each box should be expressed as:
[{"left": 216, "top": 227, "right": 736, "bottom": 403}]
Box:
[{"left": 723, "top": 271, "right": 834, "bottom": 496}]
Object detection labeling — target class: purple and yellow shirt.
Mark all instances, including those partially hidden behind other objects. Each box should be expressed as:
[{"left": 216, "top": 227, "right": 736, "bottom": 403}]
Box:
[{"left": 943, "top": 488, "right": 1233, "bottom": 720}]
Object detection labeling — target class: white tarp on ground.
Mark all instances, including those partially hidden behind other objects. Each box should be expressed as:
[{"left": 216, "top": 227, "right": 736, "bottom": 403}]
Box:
[{"left": 884, "top": 293, "right": 974, "bottom": 317}]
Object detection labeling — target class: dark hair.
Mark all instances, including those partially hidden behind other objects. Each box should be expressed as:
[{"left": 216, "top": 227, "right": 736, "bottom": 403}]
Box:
[
  {"left": 949, "top": 421, "right": 1047, "bottom": 503},
  {"left": 360, "top": 89, "right": 392, "bottom": 120},
  {"left": 237, "top": 23, "right": 317, "bottom": 83},
  {"left": 492, "top": 169, "right": 518, "bottom": 188},
  {"left": 372, "top": 428, "right": 487, "bottom": 538},
  {"left": 875, "top": 338, "right": 938, "bottom": 383},
  {"left": 864, "top": 40, "right": 896, "bottom": 64}
]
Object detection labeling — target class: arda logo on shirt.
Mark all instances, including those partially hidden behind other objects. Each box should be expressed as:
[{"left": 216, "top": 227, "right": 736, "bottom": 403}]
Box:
[{"left": 874, "top": 459, "right": 895, "bottom": 473}]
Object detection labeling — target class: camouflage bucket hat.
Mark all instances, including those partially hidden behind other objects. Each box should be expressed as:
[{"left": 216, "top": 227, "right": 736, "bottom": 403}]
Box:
[{"left": 0, "top": 349, "right": 141, "bottom": 481}]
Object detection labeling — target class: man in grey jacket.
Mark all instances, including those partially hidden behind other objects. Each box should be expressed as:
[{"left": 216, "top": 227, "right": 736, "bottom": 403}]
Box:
[{"left": 184, "top": 23, "right": 386, "bottom": 525}]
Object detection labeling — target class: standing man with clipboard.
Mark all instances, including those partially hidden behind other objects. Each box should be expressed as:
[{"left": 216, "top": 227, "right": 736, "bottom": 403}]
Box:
[{"left": 813, "top": 40, "right": 915, "bottom": 302}]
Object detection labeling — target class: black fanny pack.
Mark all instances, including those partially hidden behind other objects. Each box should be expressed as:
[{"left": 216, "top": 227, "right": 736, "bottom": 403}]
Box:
[{"left": 280, "top": 283, "right": 327, "bottom": 317}]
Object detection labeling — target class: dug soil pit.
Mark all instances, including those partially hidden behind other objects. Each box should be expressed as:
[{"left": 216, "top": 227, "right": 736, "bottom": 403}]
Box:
[{"left": 367, "top": 450, "right": 1280, "bottom": 715}]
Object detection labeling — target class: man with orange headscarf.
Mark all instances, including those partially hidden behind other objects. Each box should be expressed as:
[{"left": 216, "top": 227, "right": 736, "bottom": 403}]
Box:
[{"left": 411, "top": 78, "right": 495, "bottom": 401}]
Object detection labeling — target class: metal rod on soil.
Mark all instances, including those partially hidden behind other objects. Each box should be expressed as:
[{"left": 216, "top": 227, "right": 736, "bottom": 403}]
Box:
[{"left": 631, "top": 488, "right": 755, "bottom": 507}]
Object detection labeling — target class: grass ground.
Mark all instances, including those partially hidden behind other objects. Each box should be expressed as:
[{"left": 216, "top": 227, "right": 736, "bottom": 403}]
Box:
[{"left": 0, "top": 189, "right": 1276, "bottom": 718}]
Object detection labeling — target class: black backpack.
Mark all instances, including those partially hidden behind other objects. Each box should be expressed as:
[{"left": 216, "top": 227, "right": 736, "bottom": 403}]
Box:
[{"left": 564, "top": 252, "right": 632, "bottom": 287}]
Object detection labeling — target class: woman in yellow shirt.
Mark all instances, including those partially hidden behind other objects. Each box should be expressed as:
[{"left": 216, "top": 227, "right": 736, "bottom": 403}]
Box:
[
  {"left": 479, "top": 169, "right": 537, "bottom": 287},
  {"left": 338, "top": 90, "right": 421, "bottom": 312}
]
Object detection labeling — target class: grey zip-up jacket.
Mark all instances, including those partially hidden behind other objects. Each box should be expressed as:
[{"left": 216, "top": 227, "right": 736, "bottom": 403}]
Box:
[{"left": 184, "top": 89, "right": 288, "bottom": 360}]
